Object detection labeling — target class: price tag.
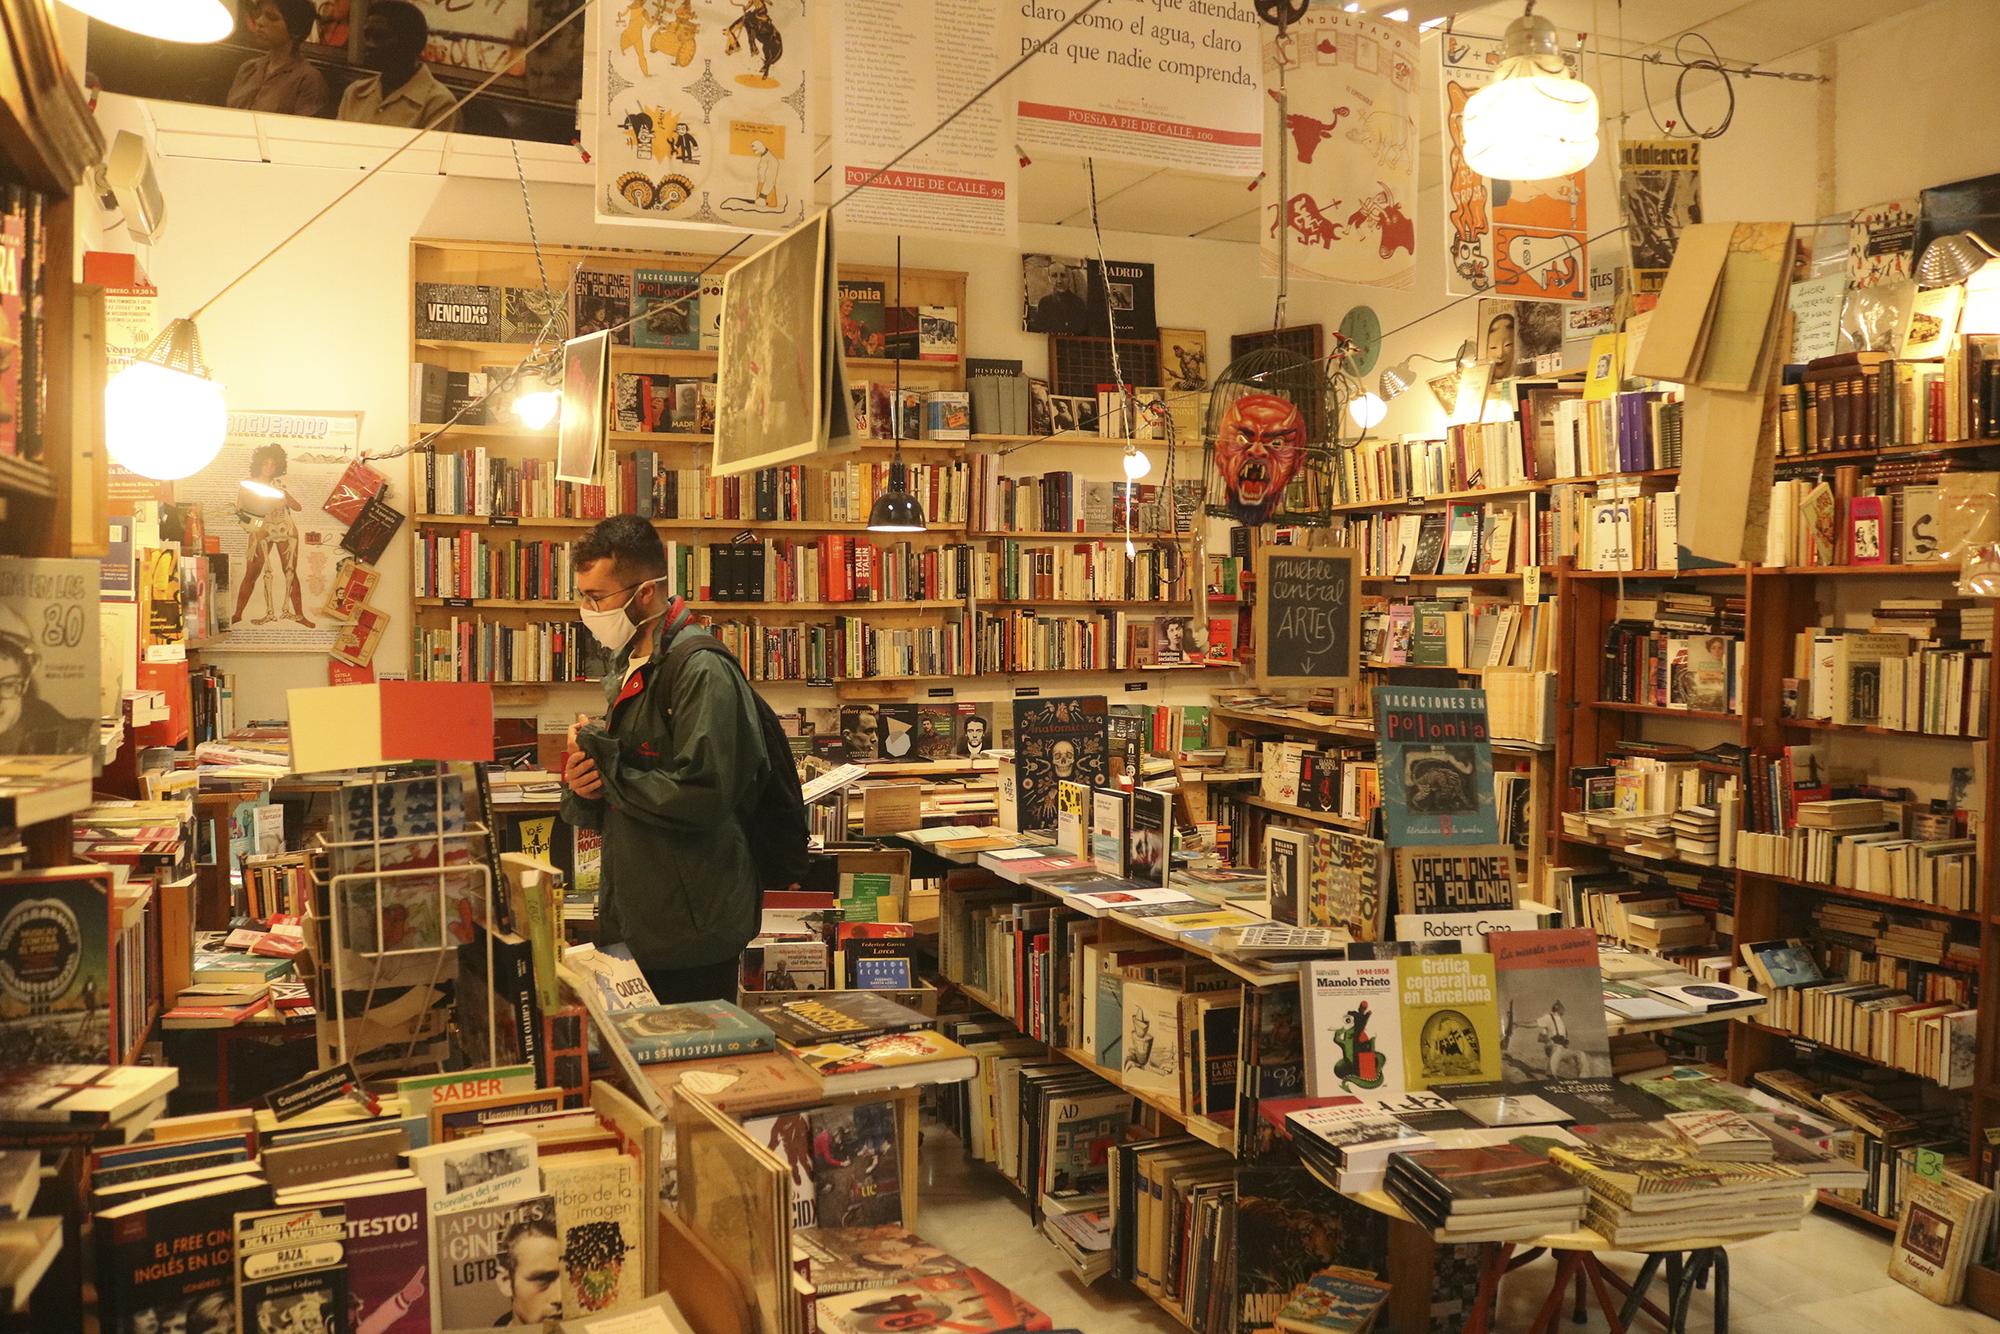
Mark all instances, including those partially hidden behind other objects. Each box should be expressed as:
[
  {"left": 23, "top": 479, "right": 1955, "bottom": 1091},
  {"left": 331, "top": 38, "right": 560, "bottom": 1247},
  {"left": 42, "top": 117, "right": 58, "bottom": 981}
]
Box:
[
  {"left": 1124, "top": 680, "right": 1147, "bottom": 692},
  {"left": 444, "top": 597, "right": 472, "bottom": 609},
  {"left": 1522, "top": 566, "right": 1541, "bottom": 601},
  {"left": 489, "top": 515, "right": 519, "bottom": 527},
  {"left": 1014, "top": 686, "right": 1040, "bottom": 698},
  {"left": 927, "top": 687, "right": 954, "bottom": 699},
  {"left": 1915, "top": 1148, "right": 1946, "bottom": 1182},
  {"left": 805, "top": 677, "right": 834, "bottom": 688},
  {"left": 1535, "top": 352, "right": 1564, "bottom": 375}
]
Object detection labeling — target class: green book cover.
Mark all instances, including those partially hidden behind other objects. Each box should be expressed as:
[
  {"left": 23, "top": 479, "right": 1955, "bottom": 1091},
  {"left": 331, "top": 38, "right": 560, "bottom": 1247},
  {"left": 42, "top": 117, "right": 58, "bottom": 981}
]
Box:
[{"left": 1396, "top": 953, "right": 1500, "bottom": 1089}]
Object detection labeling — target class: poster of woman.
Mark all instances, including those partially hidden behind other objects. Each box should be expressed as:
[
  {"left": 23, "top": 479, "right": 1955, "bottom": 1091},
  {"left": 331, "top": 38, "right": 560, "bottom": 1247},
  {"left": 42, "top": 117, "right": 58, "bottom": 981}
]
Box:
[{"left": 180, "top": 410, "right": 364, "bottom": 652}]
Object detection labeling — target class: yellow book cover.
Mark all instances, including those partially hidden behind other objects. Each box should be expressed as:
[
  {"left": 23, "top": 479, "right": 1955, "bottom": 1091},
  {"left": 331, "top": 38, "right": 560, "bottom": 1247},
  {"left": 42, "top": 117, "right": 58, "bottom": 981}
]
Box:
[
  {"left": 1583, "top": 332, "right": 1626, "bottom": 401},
  {"left": 1396, "top": 953, "right": 1501, "bottom": 1089}
]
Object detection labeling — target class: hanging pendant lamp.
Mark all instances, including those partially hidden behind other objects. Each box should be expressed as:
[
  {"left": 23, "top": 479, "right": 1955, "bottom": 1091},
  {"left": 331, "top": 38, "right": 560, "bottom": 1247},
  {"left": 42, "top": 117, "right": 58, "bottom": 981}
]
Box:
[
  {"left": 1462, "top": 3, "right": 1600, "bottom": 181},
  {"left": 868, "top": 236, "right": 926, "bottom": 533},
  {"left": 105, "top": 318, "right": 229, "bottom": 480},
  {"left": 61, "top": 0, "right": 232, "bottom": 43}
]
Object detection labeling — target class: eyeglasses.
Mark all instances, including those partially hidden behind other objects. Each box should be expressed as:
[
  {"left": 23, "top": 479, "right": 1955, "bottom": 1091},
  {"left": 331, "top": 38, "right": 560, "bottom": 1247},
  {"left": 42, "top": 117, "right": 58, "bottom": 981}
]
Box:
[
  {"left": 578, "top": 579, "right": 653, "bottom": 613},
  {"left": 0, "top": 676, "right": 25, "bottom": 700}
]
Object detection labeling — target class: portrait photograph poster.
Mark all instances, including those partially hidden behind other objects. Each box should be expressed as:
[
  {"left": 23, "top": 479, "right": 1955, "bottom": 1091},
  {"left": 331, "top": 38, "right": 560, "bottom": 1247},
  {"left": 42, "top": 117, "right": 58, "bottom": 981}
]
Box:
[
  {"left": 179, "top": 410, "right": 365, "bottom": 654},
  {"left": 713, "top": 211, "right": 856, "bottom": 478}
]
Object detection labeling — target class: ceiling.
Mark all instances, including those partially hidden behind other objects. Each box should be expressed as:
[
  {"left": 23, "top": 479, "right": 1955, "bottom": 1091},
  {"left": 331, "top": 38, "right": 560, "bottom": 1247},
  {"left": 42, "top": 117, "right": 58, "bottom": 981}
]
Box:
[{"left": 125, "top": 0, "right": 1936, "bottom": 246}]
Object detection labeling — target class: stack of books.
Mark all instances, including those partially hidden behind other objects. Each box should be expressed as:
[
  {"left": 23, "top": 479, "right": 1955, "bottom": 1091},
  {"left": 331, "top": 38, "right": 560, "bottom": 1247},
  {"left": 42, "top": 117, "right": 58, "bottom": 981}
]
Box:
[
  {"left": 1665, "top": 1110, "right": 1775, "bottom": 1161},
  {"left": 1285, "top": 1104, "right": 1434, "bottom": 1193},
  {"left": 1548, "top": 1136, "right": 1811, "bottom": 1245},
  {"left": 1383, "top": 1143, "right": 1587, "bottom": 1242}
]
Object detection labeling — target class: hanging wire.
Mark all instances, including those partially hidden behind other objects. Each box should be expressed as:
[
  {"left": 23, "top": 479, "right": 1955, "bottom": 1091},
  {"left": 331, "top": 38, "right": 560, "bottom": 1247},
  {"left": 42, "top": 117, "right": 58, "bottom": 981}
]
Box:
[{"left": 1639, "top": 32, "right": 1738, "bottom": 140}]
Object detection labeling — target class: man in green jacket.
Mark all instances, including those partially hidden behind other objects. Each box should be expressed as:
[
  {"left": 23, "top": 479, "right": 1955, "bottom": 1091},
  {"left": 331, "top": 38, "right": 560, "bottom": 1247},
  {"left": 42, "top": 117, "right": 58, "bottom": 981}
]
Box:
[{"left": 561, "top": 515, "right": 768, "bottom": 1001}]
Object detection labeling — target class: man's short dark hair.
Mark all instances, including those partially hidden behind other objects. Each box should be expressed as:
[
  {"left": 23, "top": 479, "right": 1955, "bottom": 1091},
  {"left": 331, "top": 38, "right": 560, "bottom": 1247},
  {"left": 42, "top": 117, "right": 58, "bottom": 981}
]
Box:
[
  {"left": 577, "top": 513, "right": 669, "bottom": 579},
  {"left": 496, "top": 1215, "right": 558, "bottom": 1274},
  {"left": 373, "top": 0, "right": 430, "bottom": 49}
]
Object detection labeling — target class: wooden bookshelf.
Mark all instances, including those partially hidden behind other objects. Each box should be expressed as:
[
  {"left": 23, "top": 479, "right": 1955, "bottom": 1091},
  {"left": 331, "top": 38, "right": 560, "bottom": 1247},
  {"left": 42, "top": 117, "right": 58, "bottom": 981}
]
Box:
[{"left": 1553, "top": 556, "right": 2000, "bottom": 1202}]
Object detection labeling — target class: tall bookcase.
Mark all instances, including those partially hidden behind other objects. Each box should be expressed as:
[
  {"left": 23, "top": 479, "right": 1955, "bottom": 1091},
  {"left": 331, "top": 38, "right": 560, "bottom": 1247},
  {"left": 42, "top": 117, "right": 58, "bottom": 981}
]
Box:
[
  {"left": 405, "top": 237, "right": 1218, "bottom": 702},
  {"left": 1555, "top": 555, "right": 2000, "bottom": 1229}
]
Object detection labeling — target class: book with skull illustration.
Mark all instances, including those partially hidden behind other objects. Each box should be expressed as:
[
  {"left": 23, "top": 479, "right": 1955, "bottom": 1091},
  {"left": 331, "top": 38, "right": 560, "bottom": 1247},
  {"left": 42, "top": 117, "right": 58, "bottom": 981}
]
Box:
[{"left": 1011, "top": 696, "right": 1109, "bottom": 834}]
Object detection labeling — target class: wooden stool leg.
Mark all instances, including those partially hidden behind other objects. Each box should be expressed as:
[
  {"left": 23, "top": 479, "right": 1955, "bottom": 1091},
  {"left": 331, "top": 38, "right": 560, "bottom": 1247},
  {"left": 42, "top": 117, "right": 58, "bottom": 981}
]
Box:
[
  {"left": 1581, "top": 1255, "right": 1630, "bottom": 1334},
  {"left": 1573, "top": 1264, "right": 1587, "bottom": 1323},
  {"left": 1527, "top": 1253, "right": 1582, "bottom": 1334},
  {"left": 1465, "top": 1242, "right": 1516, "bottom": 1334}
]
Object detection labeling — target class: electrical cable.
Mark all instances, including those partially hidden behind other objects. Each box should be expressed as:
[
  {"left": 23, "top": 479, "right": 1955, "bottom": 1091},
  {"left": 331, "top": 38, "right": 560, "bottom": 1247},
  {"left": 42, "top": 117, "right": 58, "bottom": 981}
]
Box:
[{"left": 1640, "top": 31, "right": 1738, "bottom": 140}]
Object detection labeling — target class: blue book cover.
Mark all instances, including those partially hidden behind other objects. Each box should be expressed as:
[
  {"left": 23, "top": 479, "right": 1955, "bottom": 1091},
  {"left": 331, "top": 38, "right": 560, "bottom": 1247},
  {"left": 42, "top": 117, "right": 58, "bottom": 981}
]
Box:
[
  {"left": 852, "top": 956, "right": 914, "bottom": 989},
  {"left": 1375, "top": 687, "right": 1498, "bottom": 848},
  {"left": 607, "top": 1000, "right": 776, "bottom": 1061}
]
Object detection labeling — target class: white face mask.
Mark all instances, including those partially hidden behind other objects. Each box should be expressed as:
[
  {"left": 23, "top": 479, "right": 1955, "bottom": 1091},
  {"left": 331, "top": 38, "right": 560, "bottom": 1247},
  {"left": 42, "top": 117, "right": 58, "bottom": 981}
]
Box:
[{"left": 580, "top": 578, "right": 664, "bottom": 653}]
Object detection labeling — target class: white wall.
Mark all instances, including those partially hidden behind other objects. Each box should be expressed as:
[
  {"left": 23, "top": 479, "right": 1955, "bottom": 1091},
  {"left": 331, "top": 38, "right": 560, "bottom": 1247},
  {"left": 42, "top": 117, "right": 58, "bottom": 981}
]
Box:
[{"left": 99, "top": 0, "right": 2000, "bottom": 726}]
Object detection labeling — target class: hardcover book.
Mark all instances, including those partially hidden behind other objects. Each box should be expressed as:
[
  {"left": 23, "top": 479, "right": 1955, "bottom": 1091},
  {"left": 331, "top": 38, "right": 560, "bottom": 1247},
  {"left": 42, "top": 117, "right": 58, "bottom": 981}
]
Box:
[
  {"left": 787, "top": 1029, "right": 978, "bottom": 1096},
  {"left": 1388, "top": 1143, "right": 1585, "bottom": 1213},
  {"left": 541, "top": 1149, "right": 644, "bottom": 1315},
  {"left": 631, "top": 268, "right": 701, "bottom": 350},
  {"left": 413, "top": 282, "right": 500, "bottom": 341},
  {"left": 570, "top": 268, "right": 632, "bottom": 344},
  {"left": 1126, "top": 787, "right": 1172, "bottom": 888},
  {"left": 1302, "top": 959, "right": 1403, "bottom": 1098},
  {"left": 837, "top": 281, "right": 886, "bottom": 359},
  {"left": 1304, "top": 831, "right": 1386, "bottom": 940},
  {"left": 403, "top": 1132, "right": 538, "bottom": 1215},
  {"left": 95, "top": 1174, "right": 274, "bottom": 1334},
  {"left": 606, "top": 1001, "right": 776, "bottom": 1062},
  {"left": 1393, "top": 845, "right": 1516, "bottom": 917},
  {"left": 1012, "top": 696, "right": 1109, "bottom": 833},
  {"left": 642, "top": 1050, "right": 824, "bottom": 1115},
  {"left": 433, "top": 1192, "right": 561, "bottom": 1328},
  {"left": 1274, "top": 1265, "right": 1393, "bottom": 1333},
  {"left": 1118, "top": 981, "right": 1181, "bottom": 1100},
  {"left": 1090, "top": 789, "right": 1129, "bottom": 878},
  {"left": 0, "top": 865, "right": 114, "bottom": 1063},
  {"left": 1376, "top": 688, "right": 1499, "bottom": 847},
  {"left": 1396, "top": 953, "right": 1501, "bottom": 1089},
  {"left": 233, "top": 1205, "right": 347, "bottom": 1334},
  {"left": 1264, "top": 825, "right": 1312, "bottom": 926},
  {"left": 753, "top": 993, "right": 931, "bottom": 1046},
  {"left": 807, "top": 1101, "right": 902, "bottom": 1228},
  {"left": 1488, "top": 928, "right": 1612, "bottom": 1080}
]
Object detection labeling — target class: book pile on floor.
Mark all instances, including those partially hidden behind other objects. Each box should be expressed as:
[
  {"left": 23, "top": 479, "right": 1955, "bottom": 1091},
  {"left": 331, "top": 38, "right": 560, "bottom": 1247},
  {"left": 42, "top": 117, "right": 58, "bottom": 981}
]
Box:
[
  {"left": 794, "top": 1224, "right": 1065, "bottom": 1332},
  {"left": 1270, "top": 1264, "right": 1393, "bottom": 1333}
]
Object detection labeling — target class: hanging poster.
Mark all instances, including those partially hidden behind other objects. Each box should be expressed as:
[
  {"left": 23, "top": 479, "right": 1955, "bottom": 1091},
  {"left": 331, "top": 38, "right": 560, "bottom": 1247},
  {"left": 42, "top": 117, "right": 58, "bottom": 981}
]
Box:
[
  {"left": 833, "top": 0, "right": 1016, "bottom": 241},
  {"left": 593, "top": 0, "right": 811, "bottom": 231},
  {"left": 1847, "top": 198, "right": 1920, "bottom": 288},
  {"left": 1618, "top": 139, "right": 1703, "bottom": 295},
  {"left": 1439, "top": 33, "right": 1587, "bottom": 301},
  {"left": 181, "top": 411, "right": 365, "bottom": 654},
  {"left": 556, "top": 331, "right": 610, "bottom": 485},
  {"left": 1260, "top": 8, "right": 1417, "bottom": 289},
  {"left": 1016, "top": 0, "right": 1262, "bottom": 176}
]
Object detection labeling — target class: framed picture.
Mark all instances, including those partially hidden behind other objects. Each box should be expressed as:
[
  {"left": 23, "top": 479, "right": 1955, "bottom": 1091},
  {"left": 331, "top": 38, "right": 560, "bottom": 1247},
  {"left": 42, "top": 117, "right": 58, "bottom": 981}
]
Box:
[
  {"left": 1158, "top": 327, "right": 1208, "bottom": 391},
  {"left": 555, "top": 330, "right": 610, "bottom": 484}
]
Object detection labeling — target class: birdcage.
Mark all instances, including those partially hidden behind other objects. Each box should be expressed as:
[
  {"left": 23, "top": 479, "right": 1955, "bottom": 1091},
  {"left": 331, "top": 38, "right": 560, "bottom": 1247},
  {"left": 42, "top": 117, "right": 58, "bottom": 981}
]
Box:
[{"left": 1201, "top": 345, "right": 1350, "bottom": 527}]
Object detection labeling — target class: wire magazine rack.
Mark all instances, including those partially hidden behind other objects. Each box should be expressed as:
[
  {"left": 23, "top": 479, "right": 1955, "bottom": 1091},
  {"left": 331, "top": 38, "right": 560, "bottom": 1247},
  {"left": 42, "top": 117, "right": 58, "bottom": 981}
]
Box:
[{"left": 304, "top": 763, "right": 498, "bottom": 1077}]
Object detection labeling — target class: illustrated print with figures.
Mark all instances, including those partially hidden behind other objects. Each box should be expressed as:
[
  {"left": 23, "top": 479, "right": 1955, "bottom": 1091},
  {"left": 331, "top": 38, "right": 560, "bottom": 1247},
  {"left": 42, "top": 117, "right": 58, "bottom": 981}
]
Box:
[
  {"left": 1261, "top": 9, "right": 1418, "bottom": 288},
  {"left": 597, "top": 0, "right": 808, "bottom": 229}
]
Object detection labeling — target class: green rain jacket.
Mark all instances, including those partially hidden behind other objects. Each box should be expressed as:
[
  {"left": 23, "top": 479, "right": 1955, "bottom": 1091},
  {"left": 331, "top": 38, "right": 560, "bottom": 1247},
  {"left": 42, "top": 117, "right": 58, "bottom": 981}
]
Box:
[{"left": 561, "top": 613, "right": 769, "bottom": 971}]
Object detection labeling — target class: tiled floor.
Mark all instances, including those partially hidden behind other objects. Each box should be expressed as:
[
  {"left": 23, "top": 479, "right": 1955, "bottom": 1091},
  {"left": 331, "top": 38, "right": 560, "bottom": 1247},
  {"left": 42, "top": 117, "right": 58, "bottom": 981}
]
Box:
[{"left": 916, "top": 1121, "right": 1992, "bottom": 1332}]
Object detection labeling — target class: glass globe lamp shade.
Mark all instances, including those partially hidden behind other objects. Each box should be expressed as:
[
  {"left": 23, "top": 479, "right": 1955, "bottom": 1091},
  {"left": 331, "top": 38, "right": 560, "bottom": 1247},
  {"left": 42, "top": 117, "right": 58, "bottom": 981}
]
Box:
[
  {"left": 61, "top": 0, "right": 232, "bottom": 42},
  {"left": 1463, "top": 15, "right": 1600, "bottom": 181},
  {"left": 1349, "top": 392, "right": 1388, "bottom": 431},
  {"left": 515, "top": 389, "right": 561, "bottom": 429},
  {"left": 105, "top": 319, "right": 228, "bottom": 480}
]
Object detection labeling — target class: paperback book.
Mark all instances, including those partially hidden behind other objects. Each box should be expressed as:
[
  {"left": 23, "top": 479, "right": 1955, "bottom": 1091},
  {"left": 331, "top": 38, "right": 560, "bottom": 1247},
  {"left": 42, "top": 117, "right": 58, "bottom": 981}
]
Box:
[
  {"left": 1302, "top": 960, "right": 1403, "bottom": 1098},
  {"left": 1375, "top": 688, "right": 1498, "bottom": 847},
  {"left": 1489, "top": 929, "right": 1612, "bottom": 1080},
  {"left": 1396, "top": 954, "right": 1501, "bottom": 1089}
]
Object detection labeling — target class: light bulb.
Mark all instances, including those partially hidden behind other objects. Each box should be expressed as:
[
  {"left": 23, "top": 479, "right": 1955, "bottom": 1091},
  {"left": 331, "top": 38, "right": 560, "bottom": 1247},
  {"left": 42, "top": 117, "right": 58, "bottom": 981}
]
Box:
[
  {"left": 515, "top": 389, "right": 561, "bottom": 429},
  {"left": 1122, "top": 446, "right": 1152, "bottom": 481},
  {"left": 241, "top": 479, "right": 285, "bottom": 500},
  {"left": 1350, "top": 392, "right": 1388, "bottom": 430},
  {"left": 105, "top": 360, "right": 227, "bottom": 480},
  {"left": 61, "top": 0, "right": 232, "bottom": 42},
  {"left": 1463, "top": 13, "right": 1600, "bottom": 180}
]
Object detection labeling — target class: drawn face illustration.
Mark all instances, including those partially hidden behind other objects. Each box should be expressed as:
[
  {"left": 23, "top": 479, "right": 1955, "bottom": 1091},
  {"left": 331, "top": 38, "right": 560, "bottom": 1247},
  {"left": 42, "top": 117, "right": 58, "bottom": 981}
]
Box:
[{"left": 1213, "top": 393, "right": 1306, "bottom": 523}]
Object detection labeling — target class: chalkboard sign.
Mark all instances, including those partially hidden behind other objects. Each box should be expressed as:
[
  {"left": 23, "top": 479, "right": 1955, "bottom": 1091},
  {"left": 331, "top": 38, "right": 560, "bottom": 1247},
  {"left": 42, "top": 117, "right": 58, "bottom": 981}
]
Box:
[{"left": 1254, "top": 547, "right": 1361, "bottom": 687}]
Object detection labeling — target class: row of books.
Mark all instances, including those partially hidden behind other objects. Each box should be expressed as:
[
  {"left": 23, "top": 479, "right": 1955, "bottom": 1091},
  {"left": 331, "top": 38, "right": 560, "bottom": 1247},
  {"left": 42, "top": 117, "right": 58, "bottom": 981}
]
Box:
[
  {"left": 966, "top": 456, "right": 1202, "bottom": 536},
  {"left": 1734, "top": 821, "right": 1978, "bottom": 911},
  {"left": 985, "top": 538, "right": 1189, "bottom": 603},
  {"left": 412, "top": 615, "right": 614, "bottom": 683},
  {"left": 1599, "top": 621, "right": 1744, "bottom": 713},
  {"left": 1790, "top": 619, "right": 1993, "bottom": 736},
  {"left": 1741, "top": 941, "right": 1975, "bottom": 1088},
  {"left": 413, "top": 530, "right": 578, "bottom": 602},
  {"left": 1342, "top": 500, "right": 1528, "bottom": 578},
  {"left": 1362, "top": 595, "right": 1551, "bottom": 673},
  {"left": 1776, "top": 341, "right": 2000, "bottom": 455},
  {"left": 1546, "top": 388, "right": 1686, "bottom": 478},
  {"left": 971, "top": 607, "right": 1168, "bottom": 674},
  {"left": 612, "top": 370, "right": 715, "bottom": 434}
]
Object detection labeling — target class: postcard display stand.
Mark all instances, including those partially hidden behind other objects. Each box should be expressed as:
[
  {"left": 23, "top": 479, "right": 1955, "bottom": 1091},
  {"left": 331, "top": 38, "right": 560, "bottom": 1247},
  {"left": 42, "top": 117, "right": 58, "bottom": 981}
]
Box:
[{"left": 308, "top": 763, "right": 499, "bottom": 1076}]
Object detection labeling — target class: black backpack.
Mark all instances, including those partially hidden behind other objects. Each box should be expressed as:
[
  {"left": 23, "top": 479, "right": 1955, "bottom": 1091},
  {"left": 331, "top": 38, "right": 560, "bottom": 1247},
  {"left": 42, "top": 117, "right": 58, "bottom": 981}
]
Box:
[{"left": 662, "top": 631, "right": 812, "bottom": 892}]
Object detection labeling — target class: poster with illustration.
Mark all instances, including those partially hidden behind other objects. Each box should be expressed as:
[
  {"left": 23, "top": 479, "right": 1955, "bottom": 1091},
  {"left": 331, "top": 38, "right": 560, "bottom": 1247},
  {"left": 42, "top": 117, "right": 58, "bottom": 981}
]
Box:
[
  {"left": 1439, "top": 33, "right": 1587, "bottom": 300},
  {"left": 1618, "top": 139, "right": 1703, "bottom": 294},
  {"left": 181, "top": 411, "right": 364, "bottom": 653},
  {"left": 1261, "top": 7, "right": 1417, "bottom": 289},
  {"left": 594, "top": 0, "right": 811, "bottom": 231}
]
